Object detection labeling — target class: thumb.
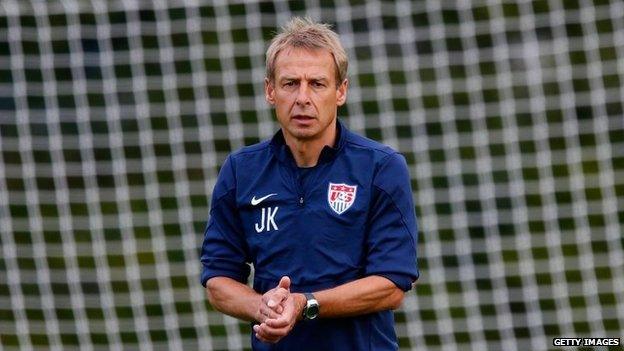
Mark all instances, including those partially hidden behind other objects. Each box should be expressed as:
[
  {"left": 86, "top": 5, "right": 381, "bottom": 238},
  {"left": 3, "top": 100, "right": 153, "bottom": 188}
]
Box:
[{"left": 278, "top": 276, "right": 291, "bottom": 291}]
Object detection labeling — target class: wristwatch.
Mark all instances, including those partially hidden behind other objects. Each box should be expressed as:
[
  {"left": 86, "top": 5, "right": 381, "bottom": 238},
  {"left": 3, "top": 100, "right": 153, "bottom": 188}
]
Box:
[{"left": 302, "top": 293, "right": 319, "bottom": 320}]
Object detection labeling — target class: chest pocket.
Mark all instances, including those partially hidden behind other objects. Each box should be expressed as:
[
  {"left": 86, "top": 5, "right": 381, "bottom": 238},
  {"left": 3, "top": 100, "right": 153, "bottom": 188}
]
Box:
[{"left": 305, "top": 186, "right": 369, "bottom": 249}]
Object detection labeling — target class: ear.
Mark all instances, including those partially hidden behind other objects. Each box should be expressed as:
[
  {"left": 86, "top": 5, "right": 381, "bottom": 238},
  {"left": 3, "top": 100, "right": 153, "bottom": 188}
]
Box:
[
  {"left": 336, "top": 79, "right": 348, "bottom": 106},
  {"left": 265, "top": 78, "right": 275, "bottom": 105}
]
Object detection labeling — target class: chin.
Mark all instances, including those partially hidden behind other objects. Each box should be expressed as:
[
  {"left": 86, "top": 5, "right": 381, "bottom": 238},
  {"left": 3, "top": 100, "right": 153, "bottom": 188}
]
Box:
[
  {"left": 291, "top": 130, "right": 317, "bottom": 140},
  {"left": 287, "top": 126, "right": 319, "bottom": 140}
]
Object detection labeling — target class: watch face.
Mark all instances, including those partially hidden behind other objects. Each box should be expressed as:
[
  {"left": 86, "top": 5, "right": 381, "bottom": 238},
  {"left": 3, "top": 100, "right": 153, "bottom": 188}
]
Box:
[{"left": 305, "top": 303, "right": 319, "bottom": 319}]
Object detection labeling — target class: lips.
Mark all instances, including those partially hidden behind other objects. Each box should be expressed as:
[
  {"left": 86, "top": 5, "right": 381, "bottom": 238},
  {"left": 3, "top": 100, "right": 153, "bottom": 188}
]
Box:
[{"left": 292, "top": 115, "right": 315, "bottom": 120}]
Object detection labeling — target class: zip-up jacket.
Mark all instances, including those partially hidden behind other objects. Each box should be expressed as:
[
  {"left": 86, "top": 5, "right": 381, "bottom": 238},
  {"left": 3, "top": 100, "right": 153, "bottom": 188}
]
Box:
[{"left": 201, "top": 120, "right": 419, "bottom": 350}]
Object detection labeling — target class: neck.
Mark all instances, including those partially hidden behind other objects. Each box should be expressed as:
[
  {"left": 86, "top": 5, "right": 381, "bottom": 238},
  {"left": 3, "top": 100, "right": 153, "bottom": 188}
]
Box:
[{"left": 284, "top": 120, "right": 337, "bottom": 168}]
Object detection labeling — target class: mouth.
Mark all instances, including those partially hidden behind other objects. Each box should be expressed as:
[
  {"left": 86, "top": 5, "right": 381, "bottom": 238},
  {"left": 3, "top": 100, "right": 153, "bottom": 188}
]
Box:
[{"left": 291, "top": 115, "right": 316, "bottom": 121}]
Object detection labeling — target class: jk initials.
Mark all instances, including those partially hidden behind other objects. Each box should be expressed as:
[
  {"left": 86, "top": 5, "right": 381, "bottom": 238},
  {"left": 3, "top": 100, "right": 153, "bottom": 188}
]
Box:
[{"left": 254, "top": 207, "right": 279, "bottom": 233}]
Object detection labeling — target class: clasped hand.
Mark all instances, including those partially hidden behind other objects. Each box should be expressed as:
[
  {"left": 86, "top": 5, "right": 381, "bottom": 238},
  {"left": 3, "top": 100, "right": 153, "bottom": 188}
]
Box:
[{"left": 253, "top": 276, "right": 302, "bottom": 344}]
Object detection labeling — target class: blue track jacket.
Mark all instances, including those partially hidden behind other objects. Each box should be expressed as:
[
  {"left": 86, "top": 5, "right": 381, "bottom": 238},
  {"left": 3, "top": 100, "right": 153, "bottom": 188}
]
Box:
[{"left": 201, "top": 120, "right": 419, "bottom": 350}]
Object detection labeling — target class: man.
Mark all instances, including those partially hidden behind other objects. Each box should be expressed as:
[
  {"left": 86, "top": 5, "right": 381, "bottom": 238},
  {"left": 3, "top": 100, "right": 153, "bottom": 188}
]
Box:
[{"left": 200, "top": 17, "right": 419, "bottom": 350}]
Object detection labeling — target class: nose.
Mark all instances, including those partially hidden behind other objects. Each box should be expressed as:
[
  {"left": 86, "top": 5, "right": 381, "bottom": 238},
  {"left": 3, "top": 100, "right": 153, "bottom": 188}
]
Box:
[{"left": 295, "top": 82, "right": 311, "bottom": 106}]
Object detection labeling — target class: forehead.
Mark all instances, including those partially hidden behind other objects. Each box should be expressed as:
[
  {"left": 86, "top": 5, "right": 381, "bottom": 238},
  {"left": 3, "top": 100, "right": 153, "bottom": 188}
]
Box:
[{"left": 274, "top": 47, "right": 336, "bottom": 80}]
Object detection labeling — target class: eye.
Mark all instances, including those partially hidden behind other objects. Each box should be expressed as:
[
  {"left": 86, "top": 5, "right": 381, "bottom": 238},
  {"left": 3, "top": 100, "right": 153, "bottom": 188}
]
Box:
[
  {"left": 283, "top": 81, "right": 296, "bottom": 87},
  {"left": 311, "top": 81, "right": 325, "bottom": 88}
]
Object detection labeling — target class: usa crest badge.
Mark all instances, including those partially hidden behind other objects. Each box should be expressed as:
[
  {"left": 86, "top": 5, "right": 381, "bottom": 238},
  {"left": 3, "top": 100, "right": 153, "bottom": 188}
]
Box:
[{"left": 327, "top": 182, "right": 357, "bottom": 215}]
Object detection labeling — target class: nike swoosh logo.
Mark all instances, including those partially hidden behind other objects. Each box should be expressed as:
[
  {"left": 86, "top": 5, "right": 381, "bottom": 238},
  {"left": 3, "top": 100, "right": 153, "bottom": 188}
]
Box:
[{"left": 251, "top": 193, "right": 277, "bottom": 206}]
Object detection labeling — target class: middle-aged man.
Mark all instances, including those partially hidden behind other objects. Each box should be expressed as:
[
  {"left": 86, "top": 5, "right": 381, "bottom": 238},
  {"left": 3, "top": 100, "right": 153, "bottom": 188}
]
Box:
[{"left": 200, "top": 17, "right": 419, "bottom": 350}]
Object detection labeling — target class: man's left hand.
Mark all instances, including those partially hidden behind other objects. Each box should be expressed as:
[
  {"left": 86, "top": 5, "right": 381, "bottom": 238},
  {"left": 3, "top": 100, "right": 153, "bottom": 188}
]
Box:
[
  {"left": 253, "top": 285, "right": 306, "bottom": 343},
  {"left": 261, "top": 276, "right": 291, "bottom": 317}
]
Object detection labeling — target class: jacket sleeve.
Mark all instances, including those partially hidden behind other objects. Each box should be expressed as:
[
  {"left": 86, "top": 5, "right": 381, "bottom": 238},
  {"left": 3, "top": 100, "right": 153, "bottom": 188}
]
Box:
[
  {"left": 200, "top": 155, "right": 251, "bottom": 287},
  {"left": 364, "top": 152, "right": 419, "bottom": 291}
]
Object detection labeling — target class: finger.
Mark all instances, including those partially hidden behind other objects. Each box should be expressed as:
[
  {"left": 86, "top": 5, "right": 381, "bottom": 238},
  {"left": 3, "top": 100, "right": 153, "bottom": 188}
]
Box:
[
  {"left": 253, "top": 324, "right": 276, "bottom": 341},
  {"left": 278, "top": 276, "right": 291, "bottom": 290},
  {"left": 264, "top": 316, "right": 291, "bottom": 329},
  {"left": 254, "top": 323, "right": 285, "bottom": 344},
  {"left": 267, "top": 296, "right": 286, "bottom": 308},
  {"left": 258, "top": 306, "right": 281, "bottom": 321},
  {"left": 259, "top": 307, "right": 284, "bottom": 322},
  {"left": 270, "top": 295, "right": 298, "bottom": 326},
  {"left": 253, "top": 325, "right": 275, "bottom": 343},
  {"left": 263, "top": 288, "right": 287, "bottom": 303},
  {"left": 266, "top": 288, "right": 289, "bottom": 308},
  {"left": 257, "top": 322, "right": 290, "bottom": 340}
]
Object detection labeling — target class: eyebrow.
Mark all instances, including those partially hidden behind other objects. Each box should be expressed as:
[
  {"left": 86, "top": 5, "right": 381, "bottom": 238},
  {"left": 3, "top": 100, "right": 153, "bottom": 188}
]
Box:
[{"left": 279, "top": 75, "right": 329, "bottom": 82}]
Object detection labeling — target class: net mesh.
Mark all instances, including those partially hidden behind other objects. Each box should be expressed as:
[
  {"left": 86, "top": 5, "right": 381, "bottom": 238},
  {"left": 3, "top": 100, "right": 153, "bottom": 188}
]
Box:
[{"left": 1, "top": 1, "right": 623, "bottom": 350}]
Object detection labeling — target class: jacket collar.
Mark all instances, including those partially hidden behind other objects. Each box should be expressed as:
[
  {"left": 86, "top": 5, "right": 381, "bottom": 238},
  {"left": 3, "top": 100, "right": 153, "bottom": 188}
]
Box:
[{"left": 270, "top": 119, "right": 347, "bottom": 167}]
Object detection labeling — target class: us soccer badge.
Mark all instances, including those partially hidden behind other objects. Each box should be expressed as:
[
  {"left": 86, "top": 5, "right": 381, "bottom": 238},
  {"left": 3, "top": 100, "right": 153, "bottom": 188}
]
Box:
[{"left": 327, "top": 182, "right": 357, "bottom": 215}]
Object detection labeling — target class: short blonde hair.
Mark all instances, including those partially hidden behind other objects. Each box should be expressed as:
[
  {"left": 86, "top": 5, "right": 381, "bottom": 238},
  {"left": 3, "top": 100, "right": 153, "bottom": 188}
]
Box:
[{"left": 265, "top": 17, "right": 348, "bottom": 86}]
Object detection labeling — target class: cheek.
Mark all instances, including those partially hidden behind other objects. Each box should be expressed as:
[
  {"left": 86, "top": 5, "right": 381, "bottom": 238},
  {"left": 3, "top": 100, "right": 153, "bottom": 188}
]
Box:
[
  {"left": 318, "top": 94, "right": 336, "bottom": 110},
  {"left": 275, "top": 96, "right": 293, "bottom": 117},
  {"left": 276, "top": 91, "right": 296, "bottom": 104}
]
